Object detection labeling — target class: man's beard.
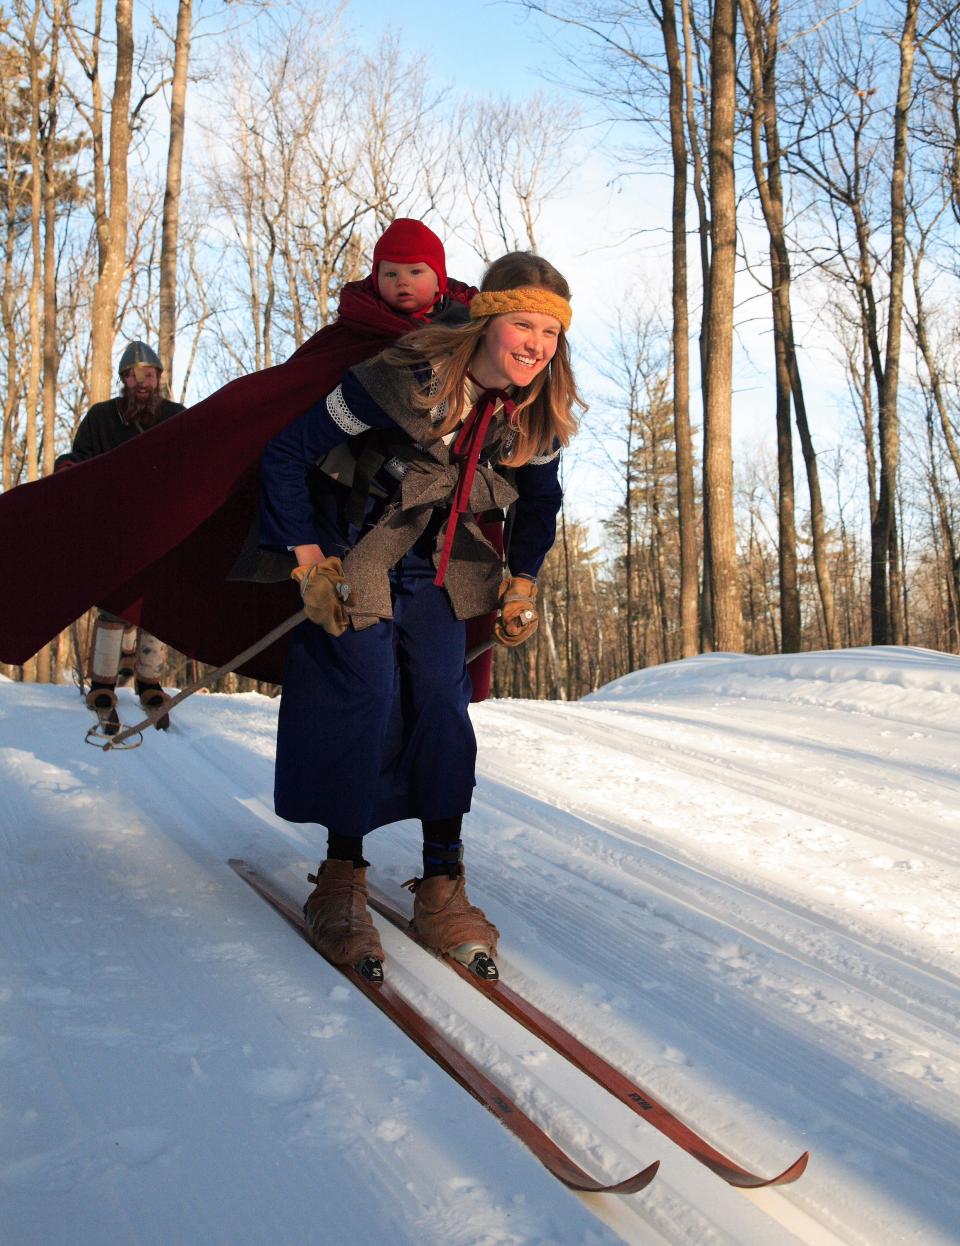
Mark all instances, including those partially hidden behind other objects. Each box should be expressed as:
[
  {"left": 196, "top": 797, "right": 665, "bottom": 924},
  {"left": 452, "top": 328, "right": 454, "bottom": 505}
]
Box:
[{"left": 120, "top": 388, "right": 164, "bottom": 428}]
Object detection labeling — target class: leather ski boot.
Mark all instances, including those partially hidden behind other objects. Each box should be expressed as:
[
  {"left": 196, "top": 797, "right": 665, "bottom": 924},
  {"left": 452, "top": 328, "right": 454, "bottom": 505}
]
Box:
[
  {"left": 406, "top": 859, "right": 500, "bottom": 980},
  {"left": 85, "top": 682, "right": 120, "bottom": 737},
  {"left": 304, "top": 860, "right": 384, "bottom": 982},
  {"left": 136, "top": 679, "right": 172, "bottom": 730}
]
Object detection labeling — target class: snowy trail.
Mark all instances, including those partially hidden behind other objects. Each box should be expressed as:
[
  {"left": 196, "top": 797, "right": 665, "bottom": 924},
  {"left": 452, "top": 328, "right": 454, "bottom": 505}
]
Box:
[
  {"left": 492, "top": 698, "right": 960, "bottom": 867},
  {"left": 2, "top": 647, "right": 959, "bottom": 1245}
]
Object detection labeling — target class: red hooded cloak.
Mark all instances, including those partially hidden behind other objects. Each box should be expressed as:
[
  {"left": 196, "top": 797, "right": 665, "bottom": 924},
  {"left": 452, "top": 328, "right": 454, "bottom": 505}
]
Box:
[{"left": 0, "top": 277, "right": 499, "bottom": 695}]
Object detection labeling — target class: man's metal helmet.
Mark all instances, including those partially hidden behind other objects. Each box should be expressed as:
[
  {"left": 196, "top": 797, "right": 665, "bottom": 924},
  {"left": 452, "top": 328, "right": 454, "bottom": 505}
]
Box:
[{"left": 118, "top": 340, "right": 162, "bottom": 376}]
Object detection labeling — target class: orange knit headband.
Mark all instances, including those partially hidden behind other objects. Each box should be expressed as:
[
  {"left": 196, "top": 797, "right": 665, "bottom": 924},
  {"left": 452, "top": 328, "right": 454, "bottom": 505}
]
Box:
[{"left": 470, "top": 286, "right": 572, "bottom": 331}]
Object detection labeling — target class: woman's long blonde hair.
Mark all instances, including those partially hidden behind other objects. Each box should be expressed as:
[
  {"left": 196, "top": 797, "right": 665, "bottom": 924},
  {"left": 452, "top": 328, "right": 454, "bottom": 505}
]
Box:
[{"left": 382, "top": 252, "right": 585, "bottom": 467}]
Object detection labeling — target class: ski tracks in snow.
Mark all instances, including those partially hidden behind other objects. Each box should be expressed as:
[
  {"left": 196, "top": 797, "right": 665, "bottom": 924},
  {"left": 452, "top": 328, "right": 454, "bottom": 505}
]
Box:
[
  {"left": 3, "top": 652, "right": 960, "bottom": 1246},
  {"left": 468, "top": 680, "right": 960, "bottom": 1246}
]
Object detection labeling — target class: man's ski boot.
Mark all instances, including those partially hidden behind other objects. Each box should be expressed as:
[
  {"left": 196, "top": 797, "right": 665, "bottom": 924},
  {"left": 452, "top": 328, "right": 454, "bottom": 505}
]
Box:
[
  {"left": 406, "top": 862, "right": 500, "bottom": 980},
  {"left": 84, "top": 682, "right": 120, "bottom": 738},
  {"left": 304, "top": 860, "right": 384, "bottom": 982},
  {"left": 136, "top": 679, "right": 172, "bottom": 730}
]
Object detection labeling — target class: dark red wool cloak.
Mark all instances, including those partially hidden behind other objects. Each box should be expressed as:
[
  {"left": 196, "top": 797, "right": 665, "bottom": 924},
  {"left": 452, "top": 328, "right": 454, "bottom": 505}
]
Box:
[{"left": 0, "top": 277, "right": 498, "bottom": 697}]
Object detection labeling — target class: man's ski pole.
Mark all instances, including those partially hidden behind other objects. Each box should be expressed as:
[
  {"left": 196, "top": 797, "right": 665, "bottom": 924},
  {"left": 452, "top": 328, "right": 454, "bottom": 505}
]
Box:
[{"left": 99, "top": 609, "right": 308, "bottom": 750}]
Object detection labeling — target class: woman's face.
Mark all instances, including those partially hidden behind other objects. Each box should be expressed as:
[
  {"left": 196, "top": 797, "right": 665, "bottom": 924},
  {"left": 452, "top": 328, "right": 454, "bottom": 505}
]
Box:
[{"left": 470, "top": 309, "right": 561, "bottom": 390}]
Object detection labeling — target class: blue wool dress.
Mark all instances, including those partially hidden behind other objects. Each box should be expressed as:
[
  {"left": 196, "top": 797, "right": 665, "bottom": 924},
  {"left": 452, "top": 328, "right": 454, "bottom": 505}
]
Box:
[{"left": 259, "top": 367, "right": 562, "bottom": 839}]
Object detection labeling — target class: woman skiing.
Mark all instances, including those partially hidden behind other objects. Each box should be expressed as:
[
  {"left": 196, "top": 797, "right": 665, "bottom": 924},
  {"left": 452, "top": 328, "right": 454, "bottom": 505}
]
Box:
[{"left": 259, "top": 252, "right": 583, "bottom": 981}]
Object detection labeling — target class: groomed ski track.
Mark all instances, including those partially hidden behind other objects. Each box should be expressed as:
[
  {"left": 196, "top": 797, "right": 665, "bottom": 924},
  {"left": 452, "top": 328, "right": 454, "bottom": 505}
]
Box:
[{"left": 1, "top": 647, "right": 958, "bottom": 1245}]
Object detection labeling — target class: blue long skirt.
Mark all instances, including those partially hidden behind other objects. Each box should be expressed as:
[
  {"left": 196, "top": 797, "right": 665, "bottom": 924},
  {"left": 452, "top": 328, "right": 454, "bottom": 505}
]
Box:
[{"left": 273, "top": 548, "right": 477, "bottom": 837}]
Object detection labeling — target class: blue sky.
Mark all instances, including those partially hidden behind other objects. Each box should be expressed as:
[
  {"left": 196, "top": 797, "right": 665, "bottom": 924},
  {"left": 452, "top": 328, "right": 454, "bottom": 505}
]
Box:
[{"left": 342, "top": 1, "right": 559, "bottom": 94}]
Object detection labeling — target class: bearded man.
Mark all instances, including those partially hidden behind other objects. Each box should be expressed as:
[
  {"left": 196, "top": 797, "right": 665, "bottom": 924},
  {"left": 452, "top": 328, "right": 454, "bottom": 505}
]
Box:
[{"left": 57, "top": 342, "right": 185, "bottom": 736}]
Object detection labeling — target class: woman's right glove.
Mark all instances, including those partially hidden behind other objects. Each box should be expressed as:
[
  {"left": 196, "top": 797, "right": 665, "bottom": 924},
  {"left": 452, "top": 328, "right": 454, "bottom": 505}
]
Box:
[
  {"left": 494, "top": 576, "right": 539, "bottom": 647},
  {"left": 290, "top": 557, "right": 352, "bottom": 636}
]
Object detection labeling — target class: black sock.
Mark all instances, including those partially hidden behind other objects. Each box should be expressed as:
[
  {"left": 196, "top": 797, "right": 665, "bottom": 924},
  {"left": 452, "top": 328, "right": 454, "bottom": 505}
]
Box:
[
  {"left": 422, "top": 816, "right": 463, "bottom": 844},
  {"left": 326, "top": 831, "right": 368, "bottom": 868},
  {"left": 421, "top": 816, "right": 464, "bottom": 879}
]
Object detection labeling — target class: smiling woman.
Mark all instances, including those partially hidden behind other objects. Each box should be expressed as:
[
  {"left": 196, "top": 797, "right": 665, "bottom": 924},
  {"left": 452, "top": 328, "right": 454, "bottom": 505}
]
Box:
[
  {"left": 258, "top": 250, "right": 585, "bottom": 984},
  {"left": 472, "top": 310, "right": 560, "bottom": 388},
  {"left": 392, "top": 252, "right": 580, "bottom": 468}
]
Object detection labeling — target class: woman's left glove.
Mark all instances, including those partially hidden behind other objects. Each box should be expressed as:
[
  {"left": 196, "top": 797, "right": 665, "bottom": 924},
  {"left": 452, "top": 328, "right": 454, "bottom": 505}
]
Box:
[
  {"left": 494, "top": 576, "right": 539, "bottom": 647},
  {"left": 291, "top": 557, "right": 352, "bottom": 637}
]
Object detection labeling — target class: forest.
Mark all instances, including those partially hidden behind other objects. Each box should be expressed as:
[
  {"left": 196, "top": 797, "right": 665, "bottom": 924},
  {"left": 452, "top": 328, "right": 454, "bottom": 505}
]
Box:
[{"left": 1, "top": 0, "right": 958, "bottom": 699}]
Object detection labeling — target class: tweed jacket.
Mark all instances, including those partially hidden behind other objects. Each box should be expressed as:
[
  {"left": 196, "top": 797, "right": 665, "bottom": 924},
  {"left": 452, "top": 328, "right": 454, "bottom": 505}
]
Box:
[{"left": 259, "top": 354, "right": 563, "bottom": 629}]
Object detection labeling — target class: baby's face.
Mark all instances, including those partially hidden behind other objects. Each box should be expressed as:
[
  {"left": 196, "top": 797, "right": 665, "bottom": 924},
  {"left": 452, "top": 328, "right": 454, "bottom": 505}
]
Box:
[{"left": 377, "top": 261, "right": 439, "bottom": 313}]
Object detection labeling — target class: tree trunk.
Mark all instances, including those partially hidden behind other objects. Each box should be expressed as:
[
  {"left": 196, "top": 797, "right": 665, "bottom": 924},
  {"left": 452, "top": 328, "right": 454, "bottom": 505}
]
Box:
[
  {"left": 158, "top": 0, "right": 192, "bottom": 392},
  {"left": 88, "top": 0, "right": 133, "bottom": 404},
  {"left": 560, "top": 499, "right": 575, "bottom": 699},
  {"left": 539, "top": 593, "right": 566, "bottom": 700},
  {"left": 624, "top": 408, "right": 637, "bottom": 673},
  {"left": 659, "top": 0, "right": 699, "bottom": 658},
  {"left": 926, "top": 413, "right": 960, "bottom": 648},
  {"left": 911, "top": 232, "right": 960, "bottom": 491},
  {"left": 740, "top": 0, "right": 799, "bottom": 651},
  {"left": 871, "top": 0, "right": 918, "bottom": 645},
  {"left": 42, "top": 1, "right": 61, "bottom": 480},
  {"left": 703, "top": 0, "right": 743, "bottom": 651},
  {"left": 22, "top": 0, "right": 51, "bottom": 681},
  {"left": 770, "top": 262, "right": 800, "bottom": 651},
  {"left": 681, "top": 0, "right": 713, "bottom": 650},
  {"left": 24, "top": 0, "right": 42, "bottom": 485}
]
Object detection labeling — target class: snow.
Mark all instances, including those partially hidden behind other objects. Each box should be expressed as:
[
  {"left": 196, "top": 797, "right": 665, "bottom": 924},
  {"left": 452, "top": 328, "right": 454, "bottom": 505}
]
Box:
[{"left": 1, "top": 645, "right": 958, "bottom": 1245}]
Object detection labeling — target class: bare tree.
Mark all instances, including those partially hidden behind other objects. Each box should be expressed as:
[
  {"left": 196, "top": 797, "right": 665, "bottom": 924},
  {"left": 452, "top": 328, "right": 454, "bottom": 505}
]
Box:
[
  {"left": 598, "top": 309, "right": 678, "bottom": 670},
  {"left": 655, "top": 0, "right": 699, "bottom": 657},
  {"left": 16, "top": 0, "right": 43, "bottom": 487},
  {"left": 201, "top": 20, "right": 441, "bottom": 376},
  {"left": 157, "top": 0, "right": 192, "bottom": 388},
  {"left": 448, "top": 92, "right": 578, "bottom": 259},
  {"left": 41, "top": 0, "right": 63, "bottom": 479},
  {"left": 18, "top": 0, "right": 49, "bottom": 680},
  {"left": 869, "top": 0, "right": 919, "bottom": 645},
  {"left": 739, "top": 0, "right": 839, "bottom": 651},
  {"left": 67, "top": 0, "right": 134, "bottom": 404},
  {"left": 0, "top": 111, "right": 27, "bottom": 489},
  {"left": 702, "top": 0, "right": 743, "bottom": 650}
]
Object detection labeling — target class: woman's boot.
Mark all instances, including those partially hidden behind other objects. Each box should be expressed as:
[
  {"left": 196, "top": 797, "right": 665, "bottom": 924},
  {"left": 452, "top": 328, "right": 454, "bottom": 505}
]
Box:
[
  {"left": 406, "top": 852, "right": 499, "bottom": 980},
  {"left": 304, "top": 860, "right": 384, "bottom": 982}
]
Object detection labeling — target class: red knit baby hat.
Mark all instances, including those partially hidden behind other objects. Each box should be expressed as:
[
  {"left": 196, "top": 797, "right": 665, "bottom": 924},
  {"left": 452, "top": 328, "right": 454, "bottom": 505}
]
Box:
[{"left": 372, "top": 218, "right": 447, "bottom": 297}]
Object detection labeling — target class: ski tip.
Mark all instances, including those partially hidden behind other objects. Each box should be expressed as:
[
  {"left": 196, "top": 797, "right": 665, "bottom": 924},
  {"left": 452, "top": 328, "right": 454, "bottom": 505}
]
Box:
[
  {"left": 770, "top": 1150, "right": 810, "bottom": 1186},
  {"left": 563, "top": 1157, "right": 659, "bottom": 1196},
  {"left": 608, "top": 1158, "right": 660, "bottom": 1195},
  {"left": 716, "top": 1148, "right": 810, "bottom": 1188}
]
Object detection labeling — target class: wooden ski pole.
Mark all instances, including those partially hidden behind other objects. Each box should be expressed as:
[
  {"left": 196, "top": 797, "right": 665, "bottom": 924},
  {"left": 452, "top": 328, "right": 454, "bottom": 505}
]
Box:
[
  {"left": 101, "top": 609, "right": 307, "bottom": 750},
  {"left": 103, "top": 621, "right": 497, "bottom": 752}
]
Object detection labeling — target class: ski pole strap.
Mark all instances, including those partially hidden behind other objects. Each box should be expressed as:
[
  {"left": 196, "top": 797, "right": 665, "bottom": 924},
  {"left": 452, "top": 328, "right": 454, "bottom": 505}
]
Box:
[{"left": 103, "top": 608, "right": 308, "bottom": 750}]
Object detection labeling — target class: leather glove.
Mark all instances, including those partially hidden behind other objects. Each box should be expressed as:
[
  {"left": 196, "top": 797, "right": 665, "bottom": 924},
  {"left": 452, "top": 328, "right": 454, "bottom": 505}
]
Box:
[
  {"left": 494, "top": 576, "right": 539, "bottom": 647},
  {"left": 291, "top": 557, "right": 352, "bottom": 636}
]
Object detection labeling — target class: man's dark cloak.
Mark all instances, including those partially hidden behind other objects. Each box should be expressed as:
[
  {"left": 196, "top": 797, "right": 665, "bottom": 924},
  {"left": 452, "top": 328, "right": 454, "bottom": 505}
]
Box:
[{"left": 0, "top": 277, "right": 498, "bottom": 695}]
